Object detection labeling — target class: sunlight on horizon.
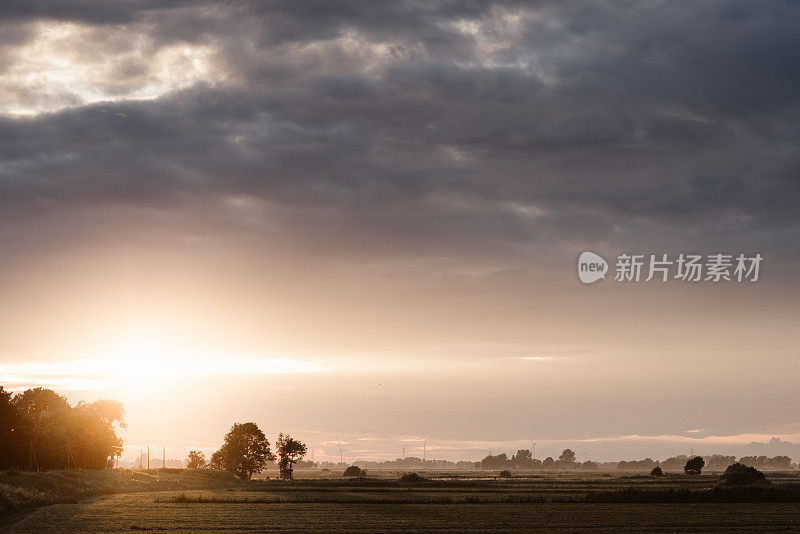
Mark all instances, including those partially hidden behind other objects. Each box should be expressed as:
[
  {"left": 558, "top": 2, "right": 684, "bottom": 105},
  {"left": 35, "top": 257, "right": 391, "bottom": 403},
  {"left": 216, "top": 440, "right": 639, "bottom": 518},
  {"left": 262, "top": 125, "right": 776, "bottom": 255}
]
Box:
[{"left": 0, "top": 325, "right": 328, "bottom": 392}]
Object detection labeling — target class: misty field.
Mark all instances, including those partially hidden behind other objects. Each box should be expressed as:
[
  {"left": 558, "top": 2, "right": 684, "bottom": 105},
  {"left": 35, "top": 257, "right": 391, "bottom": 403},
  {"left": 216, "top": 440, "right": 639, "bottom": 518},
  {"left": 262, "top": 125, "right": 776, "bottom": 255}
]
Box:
[{"left": 6, "top": 470, "right": 800, "bottom": 532}]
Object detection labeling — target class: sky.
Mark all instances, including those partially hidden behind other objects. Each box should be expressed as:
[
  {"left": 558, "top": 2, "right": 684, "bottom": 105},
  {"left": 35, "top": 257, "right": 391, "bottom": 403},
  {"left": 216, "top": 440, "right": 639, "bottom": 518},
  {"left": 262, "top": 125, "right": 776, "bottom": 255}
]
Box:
[{"left": 0, "top": 1, "right": 799, "bottom": 463}]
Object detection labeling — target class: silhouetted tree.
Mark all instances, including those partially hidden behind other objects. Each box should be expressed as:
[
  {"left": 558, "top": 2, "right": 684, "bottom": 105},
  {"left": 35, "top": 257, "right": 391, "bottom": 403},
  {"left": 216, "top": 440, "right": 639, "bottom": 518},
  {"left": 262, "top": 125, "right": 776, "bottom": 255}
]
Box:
[
  {"left": 343, "top": 465, "right": 366, "bottom": 477},
  {"left": 0, "top": 386, "right": 20, "bottom": 469},
  {"left": 478, "top": 453, "right": 510, "bottom": 470},
  {"left": 684, "top": 456, "right": 705, "bottom": 475},
  {"left": 276, "top": 433, "right": 307, "bottom": 480},
  {"left": 511, "top": 449, "right": 533, "bottom": 469},
  {"left": 559, "top": 449, "right": 576, "bottom": 463},
  {"left": 542, "top": 456, "right": 555, "bottom": 469},
  {"left": 720, "top": 462, "right": 767, "bottom": 486},
  {"left": 209, "top": 450, "right": 223, "bottom": 470},
  {"left": 650, "top": 466, "right": 663, "bottom": 477},
  {"left": 187, "top": 450, "right": 206, "bottom": 469},
  {"left": 0, "top": 387, "right": 124, "bottom": 470},
  {"left": 212, "top": 422, "right": 274, "bottom": 480}
]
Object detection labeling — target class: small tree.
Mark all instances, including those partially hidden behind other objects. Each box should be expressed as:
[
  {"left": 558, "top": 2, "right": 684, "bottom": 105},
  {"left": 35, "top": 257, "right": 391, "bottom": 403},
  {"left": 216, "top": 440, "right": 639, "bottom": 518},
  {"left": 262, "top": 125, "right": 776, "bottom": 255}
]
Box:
[
  {"left": 559, "top": 449, "right": 576, "bottom": 463},
  {"left": 650, "top": 466, "right": 663, "bottom": 477},
  {"left": 720, "top": 462, "right": 767, "bottom": 486},
  {"left": 343, "top": 465, "right": 366, "bottom": 477},
  {"left": 276, "top": 433, "right": 307, "bottom": 480},
  {"left": 684, "top": 456, "right": 705, "bottom": 475},
  {"left": 186, "top": 450, "right": 206, "bottom": 469},
  {"left": 212, "top": 422, "right": 275, "bottom": 480}
]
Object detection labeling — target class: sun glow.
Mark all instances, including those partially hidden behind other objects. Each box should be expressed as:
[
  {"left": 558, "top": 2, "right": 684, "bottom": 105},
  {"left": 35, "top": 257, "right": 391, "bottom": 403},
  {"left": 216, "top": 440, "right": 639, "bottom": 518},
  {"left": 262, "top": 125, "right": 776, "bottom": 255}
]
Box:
[{"left": 0, "top": 327, "right": 327, "bottom": 393}]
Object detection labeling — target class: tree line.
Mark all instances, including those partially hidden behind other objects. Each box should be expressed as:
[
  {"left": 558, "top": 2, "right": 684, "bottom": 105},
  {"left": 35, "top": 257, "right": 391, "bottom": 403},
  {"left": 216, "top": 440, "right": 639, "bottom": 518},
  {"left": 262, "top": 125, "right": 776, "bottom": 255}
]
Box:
[
  {"left": 186, "top": 422, "right": 308, "bottom": 480},
  {"left": 476, "top": 449, "right": 795, "bottom": 472},
  {"left": 0, "top": 386, "right": 124, "bottom": 470}
]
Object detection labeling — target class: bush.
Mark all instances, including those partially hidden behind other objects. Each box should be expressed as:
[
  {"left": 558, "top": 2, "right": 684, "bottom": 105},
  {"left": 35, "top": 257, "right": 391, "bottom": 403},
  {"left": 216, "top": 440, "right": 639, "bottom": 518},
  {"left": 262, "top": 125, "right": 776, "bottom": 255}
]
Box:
[
  {"left": 399, "top": 472, "right": 428, "bottom": 483},
  {"left": 650, "top": 466, "right": 663, "bottom": 477},
  {"left": 499, "top": 470, "right": 512, "bottom": 477},
  {"left": 157, "top": 467, "right": 183, "bottom": 474},
  {"left": 343, "top": 465, "right": 366, "bottom": 477},
  {"left": 684, "top": 456, "right": 705, "bottom": 475},
  {"left": 720, "top": 462, "right": 767, "bottom": 486}
]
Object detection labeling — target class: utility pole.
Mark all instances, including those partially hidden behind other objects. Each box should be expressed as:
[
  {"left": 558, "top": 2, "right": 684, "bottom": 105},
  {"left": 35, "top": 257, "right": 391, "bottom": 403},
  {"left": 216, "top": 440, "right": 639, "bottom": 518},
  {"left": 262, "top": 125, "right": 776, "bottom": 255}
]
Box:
[
  {"left": 147, "top": 446, "right": 150, "bottom": 470},
  {"left": 423, "top": 440, "right": 426, "bottom": 471},
  {"left": 163, "top": 447, "right": 165, "bottom": 469}
]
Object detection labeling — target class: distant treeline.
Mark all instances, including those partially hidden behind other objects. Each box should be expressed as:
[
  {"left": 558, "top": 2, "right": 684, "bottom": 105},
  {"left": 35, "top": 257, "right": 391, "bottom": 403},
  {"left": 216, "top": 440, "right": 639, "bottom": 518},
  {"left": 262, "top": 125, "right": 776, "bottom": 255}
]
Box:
[
  {"left": 615, "top": 454, "right": 793, "bottom": 472},
  {"left": 325, "top": 449, "right": 796, "bottom": 472},
  {"left": 475, "top": 450, "right": 794, "bottom": 472},
  {"left": 322, "top": 458, "right": 477, "bottom": 471},
  {"left": 0, "top": 386, "right": 124, "bottom": 470}
]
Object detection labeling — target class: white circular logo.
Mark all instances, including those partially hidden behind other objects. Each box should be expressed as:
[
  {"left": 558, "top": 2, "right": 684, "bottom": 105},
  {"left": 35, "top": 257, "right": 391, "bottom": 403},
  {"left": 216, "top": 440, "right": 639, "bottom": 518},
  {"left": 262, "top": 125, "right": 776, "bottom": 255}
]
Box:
[{"left": 578, "top": 251, "right": 608, "bottom": 284}]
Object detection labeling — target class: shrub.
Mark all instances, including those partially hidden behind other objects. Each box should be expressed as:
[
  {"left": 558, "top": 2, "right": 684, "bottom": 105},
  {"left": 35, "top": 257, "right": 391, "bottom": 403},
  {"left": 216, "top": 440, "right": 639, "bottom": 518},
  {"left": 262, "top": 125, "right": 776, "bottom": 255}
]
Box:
[
  {"left": 684, "top": 456, "right": 705, "bottom": 475},
  {"left": 157, "top": 467, "right": 183, "bottom": 474},
  {"left": 399, "top": 472, "right": 428, "bottom": 483},
  {"left": 343, "top": 465, "right": 366, "bottom": 477},
  {"left": 650, "top": 466, "right": 663, "bottom": 477},
  {"left": 499, "top": 470, "right": 512, "bottom": 477},
  {"left": 186, "top": 450, "right": 206, "bottom": 469},
  {"left": 720, "top": 462, "right": 767, "bottom": 486}
]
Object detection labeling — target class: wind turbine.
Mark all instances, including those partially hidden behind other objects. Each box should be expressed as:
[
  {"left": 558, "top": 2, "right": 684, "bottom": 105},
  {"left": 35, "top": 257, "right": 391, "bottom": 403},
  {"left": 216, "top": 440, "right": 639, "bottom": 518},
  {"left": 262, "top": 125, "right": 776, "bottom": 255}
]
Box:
[
  {"left": 338, "top": 442, "right": 344, "bottom": 465},
  {"left": 402, "top": 442, "right": 406, "bottom": 459}
]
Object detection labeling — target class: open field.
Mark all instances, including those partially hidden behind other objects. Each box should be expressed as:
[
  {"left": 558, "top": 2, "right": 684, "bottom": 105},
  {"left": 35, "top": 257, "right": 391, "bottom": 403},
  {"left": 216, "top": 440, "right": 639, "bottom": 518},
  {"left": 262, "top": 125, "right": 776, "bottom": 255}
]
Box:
[
  {"left": 5, "top": 470, "right": 800, "bottom": 532},
  {"left": 0, "top": 469, "right": 241, "bottom": 521}
]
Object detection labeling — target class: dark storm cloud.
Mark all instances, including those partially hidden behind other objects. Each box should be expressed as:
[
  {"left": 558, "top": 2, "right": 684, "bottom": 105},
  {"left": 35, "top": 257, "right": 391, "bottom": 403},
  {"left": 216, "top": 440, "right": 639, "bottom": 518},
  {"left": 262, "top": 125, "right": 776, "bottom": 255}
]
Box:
[{"left": 1, "top": 0, "right": 799, "bottom": 262}]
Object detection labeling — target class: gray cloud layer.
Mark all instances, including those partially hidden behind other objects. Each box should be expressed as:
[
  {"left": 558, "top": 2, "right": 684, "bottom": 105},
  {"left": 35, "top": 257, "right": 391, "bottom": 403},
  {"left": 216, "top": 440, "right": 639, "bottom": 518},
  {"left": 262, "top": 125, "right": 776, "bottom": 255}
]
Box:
[{"left": 1, "top": 0, "right": 799, "bottom": 263}]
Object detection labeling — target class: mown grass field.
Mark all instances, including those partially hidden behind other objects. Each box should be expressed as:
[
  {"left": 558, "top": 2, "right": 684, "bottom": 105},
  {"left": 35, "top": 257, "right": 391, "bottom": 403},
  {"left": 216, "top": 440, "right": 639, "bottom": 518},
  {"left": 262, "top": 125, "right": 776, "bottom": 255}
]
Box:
[{"left": 5, "top": 470, "right": 800, "bottom": 532}]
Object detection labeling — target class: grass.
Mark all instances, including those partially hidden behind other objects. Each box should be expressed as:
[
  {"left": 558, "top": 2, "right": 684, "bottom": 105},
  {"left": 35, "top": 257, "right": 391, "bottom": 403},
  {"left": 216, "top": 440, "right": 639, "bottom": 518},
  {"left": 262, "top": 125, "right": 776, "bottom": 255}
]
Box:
[
  {"left": 6, "top": 470, "right": 800, "bottom": 532},
  {"left": 0, "top": 468, "right": 238, "bottom": 518},
  {"left": 154, "top": 481, "right": 800, "bottom": 505}
]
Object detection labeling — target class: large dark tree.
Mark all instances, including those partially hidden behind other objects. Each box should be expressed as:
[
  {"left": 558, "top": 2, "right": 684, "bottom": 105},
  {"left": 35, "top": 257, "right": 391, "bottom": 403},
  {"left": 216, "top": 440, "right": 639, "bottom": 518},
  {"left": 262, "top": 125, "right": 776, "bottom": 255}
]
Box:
[
  {"left": 276, "top": 433, "right": 307, "bottom": 480},
  {"left": 684, "top": 456, "right": 705, "bottom": 475},
  {"left": 212, "top": 422, "right": 274, "bottom": 480},
  {"left": 0, "top": 387, "right": 124, "bottom": 470},
  {"left": 0, "top": 386, "right": 19, "bottom": 468}
]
